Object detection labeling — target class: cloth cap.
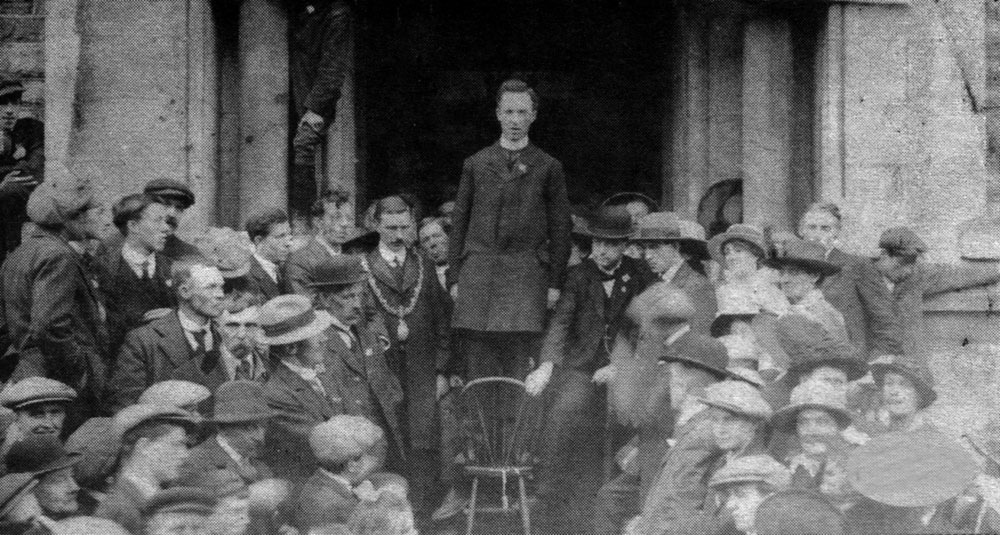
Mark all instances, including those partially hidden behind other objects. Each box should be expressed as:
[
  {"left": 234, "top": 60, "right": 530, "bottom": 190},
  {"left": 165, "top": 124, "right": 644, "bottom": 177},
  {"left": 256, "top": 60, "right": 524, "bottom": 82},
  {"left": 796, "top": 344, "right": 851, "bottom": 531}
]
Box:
[
  {"left": 0, "top": 377, "right": 77, "bottom": 410},
  {"left": 633, "top": 212, "right": 683, "bottom": 241},
  {"left": 144, "top": 178, "right": 195, "bottom": 209},
  {"left": 869, "top": 355, "right": 937, "bottom": 409},
  {"left": 139, "top": 380, "right": 212, "bottom": 409},
  {"left": 0, "top": 80, "right": 25, "bottom": 99},
  {"left": 342, "top": 228, "right": 380, "bottom": 254},
  {"left": 699, "top": 380, "right": 773, "bottom": 419},
  {"left": 52, "top": 516, "right": 131, "bottom": 535},
  {"left": 767, "top": 237, "right": 840, "bottom": 277},
  {"left": 309, "top": 415, "right": 385, "bottom": 464},
  {"left": 144, "top": 487, "right": 216, "bottom": 517},
  {"left": 4, "top": 435, "right": 81, "bottom": 476},
  {"left": 195, "top": 227, "right": 253, "bottom": 279},
  {"left": 26, "top": 181, "right": 94, "bottom": 228},
  {"left": 111, "top": 404, "right": 199, "bottom": 443},
  {"left": 776, "top": 315, "right": 866, "bottom": 382},
  {"left": 709, "top": 454, "right": 791, "bottom": 489},
  {"left": 708, "top": 224, "right": 768, "bottom": 264},
  {"left": 754, "top": 490, "right": 845, "bottom": 535},
  {"left": 878, "top": 227, "right": 927, "bottom": 256},
  {"left": 578, "top": 205, "right": 635, "bottom": 240},
  {"left": 770, "top": 380, "right": 852, "bottom": 431},
  {"left": 627, "top": 282, "right": 696, "bottom": 326},
  {"left": 307, "top": 255, "right": 368, "bottom": 288},
  {"left": 0, "top": 473, "right": 37, "bottom": 519},
  {"left": 258, "top": 294, "right": 333, "bottom": 346},
  {"left": 212, "top": 380, "right": 273, "bottom": 424}
]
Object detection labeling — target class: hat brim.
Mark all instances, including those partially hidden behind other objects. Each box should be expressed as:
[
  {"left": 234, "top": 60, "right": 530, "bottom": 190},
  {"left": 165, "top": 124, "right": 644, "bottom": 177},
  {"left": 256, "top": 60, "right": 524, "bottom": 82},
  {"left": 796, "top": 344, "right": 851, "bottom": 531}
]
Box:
[
  {"left": 770, "top": 402, "right": 853, "bottom": 432},
  {"left": 263, "top": 309, "right": 334, "bottom": 345},
  {"left": 7, "top": 396, "right": 75, "bottom": 410},
  {"left": 343, "top": 230, "right": 380, "bottom": 253},
  {"left": 218, "top": 264, "right": 252, "bottom": 279},
  {"left": 661, "top": 355, "right": 746, "bottom": 383},
  {"left": 305, "top": 274, "right": 368, "bottom": 288},
  {"left": 710, "top": 314, "right": 756, "bottom": 338},
  {"left": 709, "top": 473, "right": 770, "bottom": 489},
  {"left": 31, "top": 452, "right": 83, "bottom": 477},
  {"left": 148, "top": 189, "right": 195, "bottom": 209},
  {"left": 708, "top": 233, "right": 767, "bottom": 265},
  {"left": 788, "top": 358, "right": 867, "bottom": 382},
  {"left": 700, "top": 398, "right": 769, "bottom": 420},
  {"left": 579, "top": 227, "right": 634, "bottom": 241},
  {"left": 870, "top": 363, "right": 937, "bottom": 408},
  {"left": 765, "top": 257, "right": 840, "bottom": 277},
  {"left": 0, "top": 86, "right": 25, "bottom": 99}
]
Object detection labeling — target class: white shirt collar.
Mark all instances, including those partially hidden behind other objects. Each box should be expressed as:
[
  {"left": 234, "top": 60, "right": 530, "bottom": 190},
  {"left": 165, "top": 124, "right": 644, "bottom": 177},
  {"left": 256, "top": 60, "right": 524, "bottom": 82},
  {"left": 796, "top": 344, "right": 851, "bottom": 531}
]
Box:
[
  {"left": 177, "top": 309, "right": 209, "bottom": 333},
  {"left": 499, "top": 137, "right": 529, "bottom": 151},
  {"left": 122, "top": 241, "right": 155, "bottom": 277},
  {"left": 379, "top": 243, "right": 407, "bottom": 266},
  {"left": 317, "top": 236, "right": 342, "bottom": 258},
  {"left": 219, "top": 346, "right": 244, "bottom": 381},
  {"left": 665, "top": 324, "right": 692, "bottom": 347},
  {"left": 282, "top": 358, "right": 325, "bottom": 380},
  {"left": 177, "top": 310, "right": 212, "bottom": 351},
  {"left": 125, "top": 474, "right": 161, "bottom": 500},
  {"left": 253, "top": 252, "right": 278, "bottom": 283},
  {"left": 319, "top": 468, "right": 354, "bottom": 494},
  {"left": 660, "top": 261, "right": 683, "bottom": 284}
]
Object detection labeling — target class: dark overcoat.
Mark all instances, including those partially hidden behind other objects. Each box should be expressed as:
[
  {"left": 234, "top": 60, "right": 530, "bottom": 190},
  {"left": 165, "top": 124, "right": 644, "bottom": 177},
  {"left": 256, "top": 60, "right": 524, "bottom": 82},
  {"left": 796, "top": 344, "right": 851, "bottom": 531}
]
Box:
[
  {"left": 364, "top": 248, "right": 450, "bottom": 451},
  {"left": 96, "top": 247, "right": 174, "bottom": 356},
  {"left": 246, "top": 256, "right": 283, "bottom": 302},
  {"left": 287, "top": 0, "right": 353, "bottom": 122},
  {"left": 108, "top": 311, "right": 218, "bottom": 412},
  {"left": 1, "top": 228, "right": 107, "bottom": 393},
  {"left": 821, "top": 247, "right": 902, "bottom": 357},
  {"left": 447, "top": 142, "right": 572, "bottom": 333}
]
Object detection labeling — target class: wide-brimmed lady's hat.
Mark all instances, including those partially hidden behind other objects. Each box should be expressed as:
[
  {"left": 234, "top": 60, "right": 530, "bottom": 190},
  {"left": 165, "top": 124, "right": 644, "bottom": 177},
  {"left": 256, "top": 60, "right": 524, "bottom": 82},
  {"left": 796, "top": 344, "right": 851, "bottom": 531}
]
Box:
[
  {"left": 766, "top": 237, "right": 840, "bottom": 277},
  {"left": 708, "top": 224, "right": 768, "bottom": 265},
  {"left": 869, "top": 356, "right": 937, "bottom": 409},
  {"left": 258, "top": 294, "right": 334, "bottom": 346},
  {"left": 770, "top": 381, "right": 853, "bottom": 432},
  {"left": 699, "top": 380, "right": 773, "bottom": 420}
]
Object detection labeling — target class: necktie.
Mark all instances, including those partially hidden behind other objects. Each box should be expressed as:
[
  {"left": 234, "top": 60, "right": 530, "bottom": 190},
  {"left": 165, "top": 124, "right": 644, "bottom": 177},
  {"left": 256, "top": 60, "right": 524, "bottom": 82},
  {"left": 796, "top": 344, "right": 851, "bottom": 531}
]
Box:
[
  {"left": 191, "top": 329, "right": 207, "bottom": 356},
  {"left": 235, "top": 358, "right": 253, "bottom": 380},
  {"left": 139, "top": 259, "right": 150, "bottom": 280}
]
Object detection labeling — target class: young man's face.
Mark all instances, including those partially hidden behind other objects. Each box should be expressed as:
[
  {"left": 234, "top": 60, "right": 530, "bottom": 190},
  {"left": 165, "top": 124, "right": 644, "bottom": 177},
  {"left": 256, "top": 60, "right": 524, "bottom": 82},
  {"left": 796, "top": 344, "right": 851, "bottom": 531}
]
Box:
[
  {"left": 0, "top": 93, "right": 22, "bottom": 131},
  {"left": 256, "top": 222, "right": 293, "bottom": 264},
  {"left": 882, "top": 372, "right": 919, "bottom": 417},
  {"left": 874, "top": 250, "right": 915, "bottom": 283},
  {"left": 496, "top": 92, "right": 536, "bottom": 142},
  {"left": 142, "top": 427, "right": 191, "bottom": 483},
  {"left": 317, "top": 201, "right": 353, "bottom": 246},
  {"left": 724, "top": 482, "right": 767, "bottom": 533},
  {"left": 158, "top": 198, "right": 187, "bottom": 234},
  {"left": 181, "top": 266, "right": 226, "bottom": 319},
  {"left": 642, "top": 241, "right": 681, "bottom": 274},
  {"left": 128, "top": 202, "right": 171, "bottom": 253},
  {"left": 16, "top": 402, "right": 66, "bottom": 438},
  {"left": 591, "top": 238, "right": 627, "bottom": 271},
  {"left": 796, "top": 408, "right": 840, "bottom": 454},
  {"left": 35, "top": 467, "right": 80, "bottom": 516},
  {"left": 377, "top": 211, "right": 415, "bottom": 253},
  {"left": 711, "top": 409, "right": 757, "bottom": 452},
  {"left": 419, "top": 221, "right": 449, "bottom": 265},
  {"left": 778, "top": 266, "right": 820, "bottom": 304},
  {"left": 799, "top": 210, "right": 840, "bottom": 251}
]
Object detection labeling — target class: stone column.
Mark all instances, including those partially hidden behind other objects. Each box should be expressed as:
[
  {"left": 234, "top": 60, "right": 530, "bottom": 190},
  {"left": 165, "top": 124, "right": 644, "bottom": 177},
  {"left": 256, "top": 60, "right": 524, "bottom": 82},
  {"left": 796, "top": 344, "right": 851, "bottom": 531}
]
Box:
[
  {"left": 238, "top": 0, "right": 289, "bottom": 224},
  {"left": 44, "top": 0, "right": 80, "bottom": 186},
  {"left": 322, "top": 37, "right": 358, "bottom": 206}
]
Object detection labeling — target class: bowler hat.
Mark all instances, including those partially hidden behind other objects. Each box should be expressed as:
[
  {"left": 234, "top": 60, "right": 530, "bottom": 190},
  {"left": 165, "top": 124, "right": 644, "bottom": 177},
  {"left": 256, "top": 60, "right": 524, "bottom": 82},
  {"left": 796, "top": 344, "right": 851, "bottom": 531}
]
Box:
[
  {"left": 709, "top": 454, "right": 790, "bottom": 489},
  {"left": 139, "top": 380, "right": 211, "bottom": 409},
  {"left": 661, "top": 333, "right": 745, "bottom": 382},
  {"left": 677, "top": 220, "right": 710, "bottom": 259},
  {"left": 0, "top": 473, "right": 37, "bottom": 519},
  {"left": 307, "top": 255, "right": 368, "bottom": 289},
  {"left": 310, "top": 415, "right": 385, "bottom": 464},
  {"left": 708, "top": 224, "right": 768, "bottom": 265},
  {"left": 754, "top": 490, "right": 845, "bottom": 535},
  {"left": 599, "top": 191, "right": 659, "bottom": 213},
  {"left": 0, "top": 377, "right": 76, "bottom": 410},
  {"left": 196, "top": 227, "right": 253, "bottom": 278},
  {"left": 145, "top": 178, "right": 195, "bottom": 209},
  {"left": 767, "top": 237, "right": 840, "bottom": 277},
  {"left": 776, "top": 315, "right": 866, "bottom": 382},
  {"left": 111, "top": 404, "right": 199, "bottom": 443},
  {"left": 711, "top": 285, "right": 761, "bottom": 337},
  {"left": 144, "top": 487, "right": 216, "bottom": 517},
  {"left": 699, "top": 379, "right": 773, "bottom": 420},
  {"left": 342, "top": 227, "right": 380, "bottom": 254},
  {"left": 578, "top": 205, "right": 634, "bottom": 241},
  {"left": 212, "top": 380, "right": 273, "bottom": 424},
  {"left": 258, "top": 294, "right": 334, "bottom": 346},
  {"left": 770, "top": 381, "right": 853, "bottom": 432},
  {"left": 26, "top": 182, "right": 94, "bottom": 229},
  {"left": 0, "top": 80, "right": 25, "bottom": 100},
  {"left": 869, "top": 356, "right": 937, "bottom": 409},
  {"left": 878, "top": 227, "right": 927, "bottom": 256},
  {"left": 632, "top": 212, "right": 683, "bottom": 242},
  {"left": 4, "top": 435, "right": 81, "bottom": 477}
]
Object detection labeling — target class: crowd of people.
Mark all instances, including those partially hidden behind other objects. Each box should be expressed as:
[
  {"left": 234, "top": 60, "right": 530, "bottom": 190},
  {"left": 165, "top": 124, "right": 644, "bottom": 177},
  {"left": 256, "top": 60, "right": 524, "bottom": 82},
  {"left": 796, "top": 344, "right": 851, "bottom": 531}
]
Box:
[{"left": 2, "top": 77, "right": 1000, "bottom": 535}]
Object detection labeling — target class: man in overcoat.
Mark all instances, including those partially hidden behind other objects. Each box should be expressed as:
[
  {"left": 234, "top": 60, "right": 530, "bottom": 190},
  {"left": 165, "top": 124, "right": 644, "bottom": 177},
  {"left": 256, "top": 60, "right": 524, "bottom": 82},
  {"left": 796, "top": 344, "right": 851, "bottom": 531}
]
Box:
[
  {"left": 1, "top": 182, "right": 107, "bottom": 412},
  {"left": 447, "top": 78, "right": 572, "bottom": 382}
]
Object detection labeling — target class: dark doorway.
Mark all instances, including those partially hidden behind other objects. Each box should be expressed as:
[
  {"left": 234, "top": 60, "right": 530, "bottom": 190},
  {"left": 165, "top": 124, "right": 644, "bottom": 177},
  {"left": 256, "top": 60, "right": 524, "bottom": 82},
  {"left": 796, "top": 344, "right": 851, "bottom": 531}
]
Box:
[{"left": 357, "top": 0, "right": 672, "bottom": 212}]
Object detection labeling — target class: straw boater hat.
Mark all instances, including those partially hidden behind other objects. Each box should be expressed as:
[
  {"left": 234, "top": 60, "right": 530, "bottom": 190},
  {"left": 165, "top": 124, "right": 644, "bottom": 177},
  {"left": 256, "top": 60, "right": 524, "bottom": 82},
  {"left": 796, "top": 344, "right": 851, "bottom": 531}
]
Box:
[
  {"left": 868, "top": 356, "right": 937, "bottom": 409},
  {"left": 258, "top": 294, "right": 334, "bottom": 346},
  {"left": 698, "top": 379, "right": 773, "bottom": 420},
  {"left": 754, "top": 490, "right": 845, "bottom": 535},
  {"left": 632, "top": 213, "right": 706, "bottom": 252},
  {"left": 711, "top": 284, "right": 762, "bottom": 337},
  {"left": 770, "top": 381, "right": 853, "bottom": 432},
  {"left": 577, "top": 205, "right": 635, "bottom": 241},
  {"left": 708, "top": 224, "right": 768, "bottom": 265},
  {"left": 310, "top": 415, "right": 386, "bottom": 465},
  {"left": 708, "top": 454, "right": 791, "bottom": 490},
  {"left": 766, "top": 237, "right": 840, "bottom": 277},
  {"left": 776, "top": 315, "right": 866, "bottom": 382}
]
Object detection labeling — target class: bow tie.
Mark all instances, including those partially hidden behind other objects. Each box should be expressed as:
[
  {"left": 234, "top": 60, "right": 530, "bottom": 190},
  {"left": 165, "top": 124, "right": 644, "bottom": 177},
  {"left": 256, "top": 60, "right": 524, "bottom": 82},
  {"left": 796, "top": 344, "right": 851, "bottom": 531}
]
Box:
[{"left": 597, "top": 269, "right": 617, "bottom": 282}]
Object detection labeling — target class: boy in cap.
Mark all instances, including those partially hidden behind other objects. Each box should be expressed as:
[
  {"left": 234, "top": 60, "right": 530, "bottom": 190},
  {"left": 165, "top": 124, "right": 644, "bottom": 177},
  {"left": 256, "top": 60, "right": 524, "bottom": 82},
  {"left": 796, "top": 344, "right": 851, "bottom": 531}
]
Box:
[
  {"left": 143, "top": 178, "right": 201, "bottom": 262},
  {"left": 0, "top": 377, "right": 76, "bottom": 448},
  {"left": 95, "top": 404, "right": 199, "bottom": 533},
  {"left": 2, "top": 181, "right": 108, "bottom": 411},
  {"left": 143, "top": 487, "right": 215, "bottom": 535},
  {"left": 4, "top": 435, "right": 89, "bottom": 520},
  {"left": 625, "top": 380, "right": 774, "bottom": 535},
  {"left": 873, "top": 226, "right": 1000, "bottom": 361},
  {"left": 768, "top": 237, "right": 849, "bottom": 343},
  {"left": 295, "top": 415, "right": 391, "bottom": 531},
  {"left": 706, "top": 455, "right": 791, "bottom": 534},
  {"left": 858, "top": 356, "right": 937, "bottom": 436}
]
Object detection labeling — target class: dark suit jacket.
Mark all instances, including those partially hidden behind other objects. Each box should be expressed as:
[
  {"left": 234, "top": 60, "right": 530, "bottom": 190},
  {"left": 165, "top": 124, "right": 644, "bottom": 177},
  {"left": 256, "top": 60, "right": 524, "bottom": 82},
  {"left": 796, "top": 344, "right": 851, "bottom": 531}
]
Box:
[
  {"left": 541, "top": 256, "right": 653, "bottom": 373},
  {"left": 108, "top": 311, "right": 219, "bottom": 412},
  {"left": 821, "top": 248, "right": 902, "bottom": 357},
  {"left": 264, "top": 362, "right": 345, "bottom": 483},
  {"left": 246, "top": 256, "right": 283, "bottom": 302},
  {"left": 1, "top": 228, "right": 107, "bottom": 393},
  {"left": 283, "top": 237, "right": 337, "bottom": 297},
  {"left": 288, "top": 0, "right": 353, "bottom": 121},
  {"left": 95, "top": 478, "right": 147, "bottom": 535},
  {"left": 294, "top": 468, "right": 359, "bottom": 531},
  {"left": 448, "top": 142, "right": 572, "bottom": 332},
  {"left": 667, "top": 262, "right": 717, "bottom": 335},
  {"left": 96, "top": 246, "right": 174, "bottom": 356},
  {"left": 365, "top": 248, "right": 450, "bottom": 450},
  {"left": 178, "top": 435, "right": 272, "bottom": 487}
]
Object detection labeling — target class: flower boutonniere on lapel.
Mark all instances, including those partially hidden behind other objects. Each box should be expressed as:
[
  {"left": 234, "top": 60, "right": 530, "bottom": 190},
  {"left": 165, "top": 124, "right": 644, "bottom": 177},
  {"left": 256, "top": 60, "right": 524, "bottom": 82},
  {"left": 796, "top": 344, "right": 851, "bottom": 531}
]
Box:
[
  {"left": 622, "top": 274, "right": 631, "bottom": 284},
  {"left": 516, "top": 162, "right": 528, "bottom": 175}
]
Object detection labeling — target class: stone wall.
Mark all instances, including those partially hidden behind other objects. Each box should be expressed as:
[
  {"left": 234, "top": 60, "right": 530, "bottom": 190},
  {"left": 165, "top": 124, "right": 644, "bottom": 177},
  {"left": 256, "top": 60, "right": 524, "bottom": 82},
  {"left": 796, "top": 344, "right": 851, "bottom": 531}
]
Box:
[{"left": 0, "top": 0, "right": 43, "bottom": 120}]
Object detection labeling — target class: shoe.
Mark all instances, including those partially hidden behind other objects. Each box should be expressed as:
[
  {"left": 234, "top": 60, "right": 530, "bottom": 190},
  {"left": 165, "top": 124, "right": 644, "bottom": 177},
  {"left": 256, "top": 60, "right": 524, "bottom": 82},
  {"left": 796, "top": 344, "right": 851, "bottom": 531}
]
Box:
[{"left": 432, "top": 487, "right": 469, "bottom": 521}]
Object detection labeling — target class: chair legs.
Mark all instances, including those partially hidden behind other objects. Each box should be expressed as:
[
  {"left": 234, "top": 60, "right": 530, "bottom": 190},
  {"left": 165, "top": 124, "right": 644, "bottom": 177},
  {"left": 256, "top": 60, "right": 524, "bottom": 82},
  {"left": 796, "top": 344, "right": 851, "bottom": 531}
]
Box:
[
  {"left": 518, "top": 474, "right": 531, "bottom": 535},
  {"left": 465, "top": 477, "right": 479, "bottom": 535}
]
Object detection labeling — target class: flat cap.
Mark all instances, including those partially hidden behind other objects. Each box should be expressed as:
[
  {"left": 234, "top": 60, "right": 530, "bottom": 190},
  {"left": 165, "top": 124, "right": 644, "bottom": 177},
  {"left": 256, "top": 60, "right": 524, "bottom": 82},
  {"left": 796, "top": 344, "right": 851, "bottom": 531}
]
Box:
[
  {"left": 144, "top": 178, "right": 195, "bottom": 209},
  {"left": 144, "top": 486, "right": 216, "bottom": 517},
  {"left": 309, "top": 415, "right": 385, "bottom": 464},
  {"left": 0, "top": 377, "right": 76, "bottom": 410},
  {"left": 878, "top": 227, "right": 927, "bottom": 256},
  {"left": 139, "top": 380, "right": 211, "bottom": 409},
  {"left": 0, "top": 80, "right": 25, "bottom": 99},
  {"left": 709, "top": 454, "right": 790, "bottom": 489},
  {"left": 111, "top": 403, "right": 198, "bottom": 442},
  {"left": 26, "top": 182, "right": 94, "bottom": 228},
  {"left": 699, "top": 379, "right": 773, "bottom": 420}
]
